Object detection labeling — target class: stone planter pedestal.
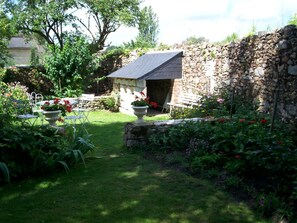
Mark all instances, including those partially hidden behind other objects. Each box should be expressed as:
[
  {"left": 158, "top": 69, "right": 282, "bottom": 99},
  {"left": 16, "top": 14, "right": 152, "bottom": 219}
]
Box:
[
  {"left": 42, "top": 110, "right": 61, "bottom": 126},
  {"left": 131, "top": 106, "right": 149, "bottom": 124}
]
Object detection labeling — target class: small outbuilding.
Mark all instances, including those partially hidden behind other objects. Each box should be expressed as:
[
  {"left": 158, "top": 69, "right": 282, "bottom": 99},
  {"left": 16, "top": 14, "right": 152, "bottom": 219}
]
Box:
[
  {"left": 108, "top": 50, "right": 183, "bottom": 114},
  {"left": 8, "top": 36, "right": 44, "bottom": 66}
]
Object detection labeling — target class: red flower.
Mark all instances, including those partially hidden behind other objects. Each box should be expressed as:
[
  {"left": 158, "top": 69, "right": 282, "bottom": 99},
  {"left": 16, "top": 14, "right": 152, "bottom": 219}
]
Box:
[
  {"left": 239, "top": 119, "right": 245, "bottom": 123},
  {"left": 234, "top": 154, "right": 241, "bottom": 159},
  {"left": 260, "top": 119, "right": 268, "bottom": 124},
  {"left": 150, "top": 101, "right": 158, "bottom": 108},
  {"left": 248, "top": 120, "right": 256, "bottom": 125},
  {"left": 53, "top": 98, "right": 60, "bottom": 104},
  {"left": 44, "top": 101, "right": 50, "bottom": 105}
]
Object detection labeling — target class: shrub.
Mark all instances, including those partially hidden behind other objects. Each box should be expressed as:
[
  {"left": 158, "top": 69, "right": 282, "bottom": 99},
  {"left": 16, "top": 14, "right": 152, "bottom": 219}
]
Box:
[
  {"left": 0, "top": 124, "right": 94, "bottom": 183},
  {"left": 44, "top": 36, "right": 95, "bottom": 97},
  {"left": 0, "top": 81, "right": 31, "bottom": 123},
  {"left": 147, "top": 117, "right": 297, "bottom": 221},
  {"left": 2, "top": 66, "right": 53, "bottom": 95},
  {"left": 99, "top": 96, "right": 118, "bottom": 111}
]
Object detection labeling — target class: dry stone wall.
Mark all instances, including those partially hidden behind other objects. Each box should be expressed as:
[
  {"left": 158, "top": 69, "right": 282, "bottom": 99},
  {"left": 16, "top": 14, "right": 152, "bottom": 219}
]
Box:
[
  {"left": 118, "top": 25, "right": 297, "bottom": 122},
  {"left": 171, "top": 25, "right": 297, "bottom": 122}
]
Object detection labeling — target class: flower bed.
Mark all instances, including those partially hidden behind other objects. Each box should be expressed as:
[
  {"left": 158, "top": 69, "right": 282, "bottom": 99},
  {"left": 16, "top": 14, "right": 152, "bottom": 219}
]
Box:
[{"left": 135, "top": 117, "right": 297, "bottom": 222}]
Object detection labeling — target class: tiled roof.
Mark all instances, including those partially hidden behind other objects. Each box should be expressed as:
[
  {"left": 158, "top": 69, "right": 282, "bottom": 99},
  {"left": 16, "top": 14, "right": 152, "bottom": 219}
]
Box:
[
  {"left": 108, "top": 50, "right": 183, "bottom": 80},
  {"left": 8, "top": 36, "right": 31, "bottom": 49}
]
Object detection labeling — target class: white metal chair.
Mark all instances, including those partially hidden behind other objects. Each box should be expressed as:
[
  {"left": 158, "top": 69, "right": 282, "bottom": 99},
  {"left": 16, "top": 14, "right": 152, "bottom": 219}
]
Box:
[
  {"left": 72, "top": 93, "right": 95, "bottom": 123},
  {"left": 29, "top": 92, "right": 44, "bottom": 124},
  {"left": 14, "top": 98, "right": 38, "bottom": 125}
]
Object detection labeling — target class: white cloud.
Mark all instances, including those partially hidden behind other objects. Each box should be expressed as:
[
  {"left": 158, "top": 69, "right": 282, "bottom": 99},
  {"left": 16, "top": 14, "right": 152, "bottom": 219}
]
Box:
[{"left": 107, "top": 0, "right": 297, "bottom": 46}]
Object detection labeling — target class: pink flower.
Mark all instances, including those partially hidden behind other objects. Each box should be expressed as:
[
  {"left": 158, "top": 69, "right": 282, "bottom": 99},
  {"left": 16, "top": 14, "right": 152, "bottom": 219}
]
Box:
[{"left": 217, "top": 98, "right": 225, "bottom": 103}]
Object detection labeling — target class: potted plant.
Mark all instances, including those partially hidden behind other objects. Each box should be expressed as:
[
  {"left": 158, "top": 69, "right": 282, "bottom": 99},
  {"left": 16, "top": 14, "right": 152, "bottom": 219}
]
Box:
[
  {"left": 131, "top": 92, "right": 158, "bottom": 124},
  {"left": 41, "top": 98, "right": 72, "bottom": 125}
]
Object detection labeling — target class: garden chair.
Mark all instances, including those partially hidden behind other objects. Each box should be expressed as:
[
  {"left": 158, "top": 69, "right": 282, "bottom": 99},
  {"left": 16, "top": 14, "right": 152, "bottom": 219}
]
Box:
[
  {"left": 29, "top": 92, "right": 44, "bottom": 124},
  {"left": 13, "top": 98, "right": 38, "bottom": 125},
  {"left": 72, "top": 93, "right": 95, "bottom": 123}
]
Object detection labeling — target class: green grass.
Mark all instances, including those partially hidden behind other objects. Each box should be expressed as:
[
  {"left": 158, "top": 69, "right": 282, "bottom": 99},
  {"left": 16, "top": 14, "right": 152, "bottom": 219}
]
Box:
[{"left": 0, "top": 110, "right": 269, "bottom": 223}]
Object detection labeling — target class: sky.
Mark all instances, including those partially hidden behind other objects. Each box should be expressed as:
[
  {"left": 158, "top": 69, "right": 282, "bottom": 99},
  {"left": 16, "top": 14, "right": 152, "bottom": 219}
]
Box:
[{"left": 107, "top": 0, "right": 297, "bottom": 46}]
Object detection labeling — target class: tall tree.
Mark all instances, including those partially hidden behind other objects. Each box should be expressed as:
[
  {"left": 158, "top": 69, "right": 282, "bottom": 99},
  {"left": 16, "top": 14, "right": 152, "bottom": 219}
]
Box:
[
  {"left": 76, "top": 0, "right": 143, "bottom": 52},
  {"left": 0, "top": 11, "right": 14, "bottom": 67},
  {"left": 134, "top": 6, "right": 159, "bottom": 48},
  {"left": 5, "top": 0, "right": 77, "bottom": 50}
]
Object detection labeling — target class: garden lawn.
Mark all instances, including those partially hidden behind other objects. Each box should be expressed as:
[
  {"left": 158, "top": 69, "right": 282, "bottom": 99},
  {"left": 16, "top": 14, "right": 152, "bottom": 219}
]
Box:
[{"left": 0, "top": 110, "right": 269, "bottom": 223}]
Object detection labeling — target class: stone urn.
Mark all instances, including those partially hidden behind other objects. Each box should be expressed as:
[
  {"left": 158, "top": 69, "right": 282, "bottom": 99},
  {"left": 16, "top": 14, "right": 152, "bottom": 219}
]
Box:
[
  {"left": 131, "top": 105, "right": 149, "bottom": 124},
  {"left": 42, "top": 110, "right": 61, "bottom": 126}
]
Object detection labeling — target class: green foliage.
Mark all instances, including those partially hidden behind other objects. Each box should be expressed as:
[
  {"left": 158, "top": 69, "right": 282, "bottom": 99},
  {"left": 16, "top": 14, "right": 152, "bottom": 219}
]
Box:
[
  {"left": 147, "top": 117, "right": 297, "bottom": 221},
  {"left": 44, "top": 36, "right": 95, "bottom": 97},
  {"left": 133, "top": 6, "right": 159, "bottom": 48},
  {"left": 30, "top": 48, "right": 40, "bottom": 66},
  {"left": 5, "top": 0, "right": 77, "bottom": 50},
  {"left": 98, "top": 96, "right": 118, "bottom": 111},
  {"left": 0, "top": 11, "right": 14, "bottom": 67},
  {"left": 288, "top": 13, "right": 297, "bottom": 26},
  {"left": 2, "top": 66, "right": 53, "bottom": 96},
  {"left": 184, "top": 36, "right": 208, "bottom": 45},
  {"left": 222, "top": 32, "right": 239, "bottom": 44},
  {"left": 79, "top": 0, "right": 142, "bottom": 51},
  {"left": 0, "top": 162, "right": 10, "bottom": 183},
  {"left": 246, "top": 24, "right": 257, "bottom": 37},
  {"left": 170, "top": 93, "right": 230, "bottom": 119},
  {"left": 0, "top": 81, "right": 30, "bottom": 123},
  {"left": 0, "top": 124, "right": 94, "bottom": 183}
]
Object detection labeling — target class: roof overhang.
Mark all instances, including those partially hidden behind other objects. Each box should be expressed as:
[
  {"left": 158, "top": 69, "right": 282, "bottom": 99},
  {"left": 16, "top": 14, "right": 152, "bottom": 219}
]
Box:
[{"left": 108, "top": 50, "right": 183, "bottom": 80}]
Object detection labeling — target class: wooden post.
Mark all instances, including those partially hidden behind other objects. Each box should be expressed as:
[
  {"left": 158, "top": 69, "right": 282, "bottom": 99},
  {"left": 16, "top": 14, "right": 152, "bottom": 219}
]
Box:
[
  {"left": 270, "top": 88, "right": 279, "bottom": 133},
  {"left": 230, "top": 87, "right": 235, "bottom": 119}
]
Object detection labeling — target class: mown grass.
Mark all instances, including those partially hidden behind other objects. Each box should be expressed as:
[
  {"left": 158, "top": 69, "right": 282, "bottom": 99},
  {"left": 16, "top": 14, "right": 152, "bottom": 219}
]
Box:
[{"left": 0, "top": 110, "right": 269, "bottom": 223}]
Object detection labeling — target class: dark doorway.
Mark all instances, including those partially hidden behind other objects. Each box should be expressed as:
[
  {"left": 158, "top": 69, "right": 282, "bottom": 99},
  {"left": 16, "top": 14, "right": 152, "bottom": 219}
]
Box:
[{"left": 147, "top": 79, "right": 172, "bottom": 110}]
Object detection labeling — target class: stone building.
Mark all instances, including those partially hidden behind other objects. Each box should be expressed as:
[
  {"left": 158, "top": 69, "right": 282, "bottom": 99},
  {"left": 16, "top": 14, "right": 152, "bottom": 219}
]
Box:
[
  {"left": 8, "top": 36, "right": 44, "bottom": 66},
  {"left": 108, "top": 50, "right": 183, "bottom": 114}
]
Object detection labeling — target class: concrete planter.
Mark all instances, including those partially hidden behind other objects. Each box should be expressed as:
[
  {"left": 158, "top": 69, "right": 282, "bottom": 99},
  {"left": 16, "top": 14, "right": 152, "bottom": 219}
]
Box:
[
  {"left": 42, "top": 110, "right": 61, "bottom": 126},
  {"left": 131, "top": 106, "right": 149, "bottom": 124}
]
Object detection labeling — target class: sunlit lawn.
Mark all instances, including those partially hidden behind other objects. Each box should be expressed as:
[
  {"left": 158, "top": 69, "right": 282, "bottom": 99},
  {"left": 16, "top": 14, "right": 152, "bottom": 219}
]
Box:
[{"left": 0, "top": 110, "right": 269, "bottom": 223}]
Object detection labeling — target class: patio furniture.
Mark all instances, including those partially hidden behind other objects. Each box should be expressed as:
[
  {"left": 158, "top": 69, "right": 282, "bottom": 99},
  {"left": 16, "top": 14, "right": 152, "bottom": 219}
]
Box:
[
  {"left": 72, "top": 94, "right": 95, "bottom": 123},
  {"left": 13, "top": 99, "right": 38, "bottom": 125}
]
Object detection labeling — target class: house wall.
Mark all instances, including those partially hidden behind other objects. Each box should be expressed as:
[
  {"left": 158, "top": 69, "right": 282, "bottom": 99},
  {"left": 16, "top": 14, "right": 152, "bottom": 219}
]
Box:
[
  {"left": 8, "top": 36, "right": 45, "bottom": 66},
  {"left": 112, "top": 78, "right": 147, "bottom": 114},
  {"left": 8, "top": 49, "right": 31, "bottom": 66}
]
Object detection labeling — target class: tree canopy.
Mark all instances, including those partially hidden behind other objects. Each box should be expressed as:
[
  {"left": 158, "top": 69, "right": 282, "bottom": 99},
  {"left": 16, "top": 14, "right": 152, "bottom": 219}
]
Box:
[
  {"left": 4, "top": 0, "right": 144, "bottom": 52},
  {"left": 134, "top": 6, "right": 159, "bottom": 48},
  {"left": 0, "top": 11, "right": 14, "bottom": 67},
  {"left": 288, "top": 13, "right": 297, "bottom": 26},
  {"left": 5, "top": 0, "right": 77, "bottom": 50},
  {"left": 77, "top": 0, "right": 143, "bottom": 52}
]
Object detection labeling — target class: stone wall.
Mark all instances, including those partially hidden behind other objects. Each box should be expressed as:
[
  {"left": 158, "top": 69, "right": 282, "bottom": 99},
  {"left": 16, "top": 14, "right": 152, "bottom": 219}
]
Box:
[
  {"left": 170, "top": 25, "right": 297, "bottom": 121},
  {"left": 118, "top": 25, "right": 297, "bottom": 122},
  {"left": 112, "top": 78, "right": 147, "bottom": 114},
  {"left": 124, "top": 118, "right": 204, "bottom": 147}
]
